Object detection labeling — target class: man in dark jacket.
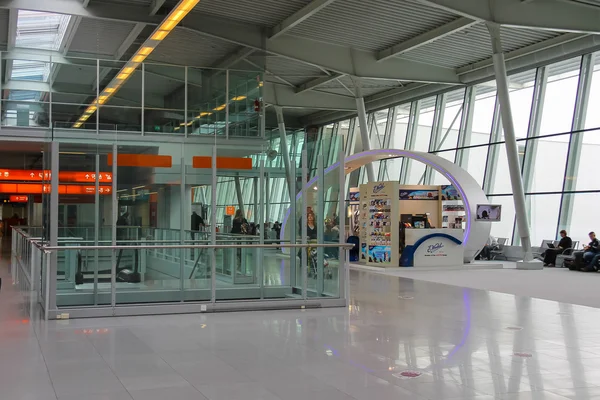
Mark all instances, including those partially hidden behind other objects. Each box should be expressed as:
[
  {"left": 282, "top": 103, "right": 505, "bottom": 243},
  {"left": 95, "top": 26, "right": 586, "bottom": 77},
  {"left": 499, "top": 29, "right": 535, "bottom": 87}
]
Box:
[
  {"left": 191, "top": 211, "right": 204, "bottom": 231},
  {"left": 543, "top": 230, "right": 573, "bottom": 267},
  {"left": 583, "top": 232, "right": 600, "bottom": 271}
]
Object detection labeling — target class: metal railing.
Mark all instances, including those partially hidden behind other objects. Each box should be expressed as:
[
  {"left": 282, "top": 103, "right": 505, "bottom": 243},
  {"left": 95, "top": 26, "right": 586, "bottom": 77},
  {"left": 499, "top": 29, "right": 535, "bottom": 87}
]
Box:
[{"left": 11, "top": 226, "right": 352, "bottom": 320}]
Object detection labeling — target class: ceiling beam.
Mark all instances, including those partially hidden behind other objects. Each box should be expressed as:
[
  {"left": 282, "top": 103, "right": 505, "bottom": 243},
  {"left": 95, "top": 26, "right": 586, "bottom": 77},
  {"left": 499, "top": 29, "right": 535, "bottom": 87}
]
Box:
[
  {"left": 177, "top": 15, "right": 461, "bottom": 83},
  {"left": 212, "top": 47, "right": 256, "bottom": 70},
  {"left": 270, "top": 0, "right": 336, "bottom": 39},
  {"left": 296, "top": 74, "right": 344, "bottom": 94},
  {"left": 82, "top": 0, "right": 90, "bottom": 7},
  {"left": 377, "top": 18, "right": 478, "bottom": 61},
  {"left": 416, "top": 0, "right": 600, "bottom": 34},
  {"left": 459, "top": 33, "right": 600, "bottom": 84},
  {"left": 456, "top": 32, "right": 586, "bottom": 76},
  {"left": 264, "top": 82, "right": 357, "bottom": 111},
  {"left": 0, "top": 0, "right": 460, "bottom": 83},
  {"left": 149, "top": 0, "right": 166, "bottom": 16},
  {"left": 302, "top": 32, "right": 600, "bottom": 126},
  {"left": 93, "top": 22, "right": 146, "bottom": 90},
  {"left": 49, "top": 15, "right": 83, "bottom": 84}
]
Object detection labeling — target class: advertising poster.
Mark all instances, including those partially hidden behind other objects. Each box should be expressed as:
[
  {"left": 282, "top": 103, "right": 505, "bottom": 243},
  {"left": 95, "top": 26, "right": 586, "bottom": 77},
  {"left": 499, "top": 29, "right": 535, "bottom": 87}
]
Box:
[
  {"left": 399, "top": 190, "right": 439, "bottom": 200},
  {"left": 368, "top": 245, "right": 392, "bottom": 264},
  {"left": 361, "top": 243, "right": 368, "bottom": 261},
  {"left": 441, "top": 185, "right": 460, "bottom": 200},
  {"left": 349, "top": 191, "right": 360, "bottom": 201},
  {"left": 443, "top": 204, "right": 465, "bottom": 212}
]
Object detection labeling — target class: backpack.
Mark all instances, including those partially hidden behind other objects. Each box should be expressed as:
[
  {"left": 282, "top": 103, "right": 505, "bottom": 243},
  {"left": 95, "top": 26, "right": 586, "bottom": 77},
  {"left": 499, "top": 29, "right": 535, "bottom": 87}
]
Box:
[{"left": 240, "top": 220, "right": 250, "bottom": 235}]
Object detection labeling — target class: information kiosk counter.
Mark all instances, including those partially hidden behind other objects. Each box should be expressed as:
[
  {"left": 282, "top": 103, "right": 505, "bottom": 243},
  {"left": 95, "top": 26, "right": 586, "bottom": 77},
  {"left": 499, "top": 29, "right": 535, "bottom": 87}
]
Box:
[{"left": 401, "top": 229, "right": 464, "bottom": 267}]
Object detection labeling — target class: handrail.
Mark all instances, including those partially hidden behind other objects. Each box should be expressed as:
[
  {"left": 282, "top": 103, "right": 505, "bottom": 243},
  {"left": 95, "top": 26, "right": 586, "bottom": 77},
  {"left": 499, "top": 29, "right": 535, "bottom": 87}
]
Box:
[
  {"left": 41, "top": 243, "right": 353, "bottom": 251},
  {"left": 36, "top": 239, "right": 293, "bottom": 244}
]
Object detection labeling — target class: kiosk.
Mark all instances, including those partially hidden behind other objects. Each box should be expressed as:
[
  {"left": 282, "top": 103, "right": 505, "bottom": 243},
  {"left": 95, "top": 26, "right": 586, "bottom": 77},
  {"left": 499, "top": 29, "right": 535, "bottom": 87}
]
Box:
[
  {"left": 355, "top": 182, "right": 464, "bottom": 268},
  {"left": 281, "top": 149, "right": 493, "bottom": 266}
]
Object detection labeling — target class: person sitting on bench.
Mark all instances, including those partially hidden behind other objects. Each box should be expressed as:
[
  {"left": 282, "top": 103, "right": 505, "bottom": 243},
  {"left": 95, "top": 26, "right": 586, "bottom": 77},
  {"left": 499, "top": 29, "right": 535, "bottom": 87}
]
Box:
[
  {"left": 582, "top": 232, "right": 600, "bottom": 272},
  {"left": 543, "top": 230, "right": 572, "bottom": 267}
]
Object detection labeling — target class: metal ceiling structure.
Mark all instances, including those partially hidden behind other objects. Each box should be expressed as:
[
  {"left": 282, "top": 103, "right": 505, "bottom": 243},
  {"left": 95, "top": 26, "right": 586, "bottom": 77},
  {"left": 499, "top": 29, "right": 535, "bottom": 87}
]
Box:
[{"left": 0, "top": 0, "right": 599, "bottom": 128}]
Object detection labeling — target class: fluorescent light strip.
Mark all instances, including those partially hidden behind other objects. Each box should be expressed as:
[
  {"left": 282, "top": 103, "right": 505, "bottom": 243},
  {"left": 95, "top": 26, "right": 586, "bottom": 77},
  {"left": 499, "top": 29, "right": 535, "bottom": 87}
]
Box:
[{"left": 72, "top": 0, "right": 201, "bottom": 128}]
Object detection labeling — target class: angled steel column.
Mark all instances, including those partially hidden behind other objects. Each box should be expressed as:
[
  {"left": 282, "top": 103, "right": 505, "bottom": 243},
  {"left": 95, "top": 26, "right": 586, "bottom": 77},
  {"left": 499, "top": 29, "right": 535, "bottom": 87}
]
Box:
[
  {"left": 425, "top": 93, "right": 446, "bottom": 184},
  {"left": 234, "top": 176, "right": 245, "bottom": 216},
  {"left": 399, "top": 101, "right": 420, "bottom": 184},
  {"left": 456, "top": 87, "right": 476, "bottom": 168},
  {"left": 520, "top": 66, "right": 548, "bottom": 244},
  {"left": 487, "top": 23, "right": 534, "bottom": 265},
  {"left": 355, "top": 95, "right": 375, "bottom": 181},
  {"left": 275, "top": 106, "right": 294, "bottom": 200}
]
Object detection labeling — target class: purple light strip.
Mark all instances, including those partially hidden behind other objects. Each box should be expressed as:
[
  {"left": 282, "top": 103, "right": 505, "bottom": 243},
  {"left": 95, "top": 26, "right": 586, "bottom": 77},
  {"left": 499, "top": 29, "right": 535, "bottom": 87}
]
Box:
[{"left": 280, "top": 150, "right": 472, "bottom": 246}]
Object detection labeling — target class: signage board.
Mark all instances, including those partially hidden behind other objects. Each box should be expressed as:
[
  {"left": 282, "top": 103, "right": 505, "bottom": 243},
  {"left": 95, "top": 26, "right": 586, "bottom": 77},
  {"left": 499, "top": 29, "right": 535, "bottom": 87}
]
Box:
[
  {"left": 399, "top": 190, "right": 439, "bottom": 200},
  {"left": 0, "top": 169, "right": 112, "bottom": 183},
  {"left": 225, "top": 206, "right": 235, "bottom": 216},
  {"left": 9, "top": 195, "right": 28, "bottom": 202},
  {"left": 413, "top": 236, "right": 464, "bottom": 267},
  {"left": 0, "top": 183, "right": 112, "bottom": 195}
]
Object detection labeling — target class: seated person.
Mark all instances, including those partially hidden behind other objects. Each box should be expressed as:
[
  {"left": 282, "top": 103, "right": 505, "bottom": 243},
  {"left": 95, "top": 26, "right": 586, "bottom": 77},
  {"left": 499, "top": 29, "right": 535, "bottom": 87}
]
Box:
[
  {"left": 582, "top": 231, "right": 600, "bottom": 271},
  {"left": 543, "top": 230, "right": 572, "bottom": 267},
  {"left": 477, "top": 235, "right": 498, "bottom": 260}
]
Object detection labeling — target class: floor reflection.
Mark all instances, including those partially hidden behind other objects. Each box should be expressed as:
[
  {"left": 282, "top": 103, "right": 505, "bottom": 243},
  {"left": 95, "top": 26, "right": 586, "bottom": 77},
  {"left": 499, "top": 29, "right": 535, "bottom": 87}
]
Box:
[{"left": 3, "top": 249, "right": 600, "bottom": 399}]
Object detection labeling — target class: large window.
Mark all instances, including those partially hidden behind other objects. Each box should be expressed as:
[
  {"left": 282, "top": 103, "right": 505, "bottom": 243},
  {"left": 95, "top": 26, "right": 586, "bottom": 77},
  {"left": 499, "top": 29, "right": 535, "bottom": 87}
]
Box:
[
  {"left": 248, "top": 51, "right": 600, "bottom": 248},
  {"left": 539, "top": 57, "right": 581, "bottom": 135}
]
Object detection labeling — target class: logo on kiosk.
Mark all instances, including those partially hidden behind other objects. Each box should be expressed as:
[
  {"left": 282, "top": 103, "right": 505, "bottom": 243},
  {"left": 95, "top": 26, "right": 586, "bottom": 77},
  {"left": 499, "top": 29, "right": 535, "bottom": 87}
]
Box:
[
  {"left": 372, "top": 183, "right": 385, "bottom": 194},
  {"left": 426, "top": 242, "right": 446, "bottom": 256}
]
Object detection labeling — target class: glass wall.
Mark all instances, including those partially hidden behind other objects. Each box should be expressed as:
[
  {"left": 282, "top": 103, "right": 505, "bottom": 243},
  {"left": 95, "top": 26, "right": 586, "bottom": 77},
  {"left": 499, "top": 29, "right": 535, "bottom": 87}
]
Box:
[
  {"left": 326, "top": 51, "right": 600, "bottom": 246},
  {"left": 0, "top": 51, "right": 265, "bottom": 138}
]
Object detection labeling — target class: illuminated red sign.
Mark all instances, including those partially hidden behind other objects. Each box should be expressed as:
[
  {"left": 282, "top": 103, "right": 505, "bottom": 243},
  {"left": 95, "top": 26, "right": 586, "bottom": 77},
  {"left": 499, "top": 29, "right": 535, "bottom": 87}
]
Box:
[
  {"left": 9, "top": 195, "right": 28, "bottom": 202},
  {"left": 0, "top": 169, "right": 112, "bottom": 183},
  {"left": 0, "top": 184, "right": 112, "bottom": 195}
]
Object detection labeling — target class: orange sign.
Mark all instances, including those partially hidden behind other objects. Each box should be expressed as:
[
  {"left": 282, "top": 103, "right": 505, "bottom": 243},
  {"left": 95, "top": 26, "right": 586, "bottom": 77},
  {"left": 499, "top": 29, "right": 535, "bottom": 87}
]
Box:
[
  {"left": 0, "top": 184, "right": 112, "bottom": 195},
  {"left": 225, "top": 206, "right": 235, "bottom": 216},
  {"left": 0, "top": 169, "right": 112, "bottom": 183},
  {"left": 193, "top": 156, "right": 253, "bottom": 170},
  {"left": 9, "top": 195, "right": 28, "bottom": 202}
]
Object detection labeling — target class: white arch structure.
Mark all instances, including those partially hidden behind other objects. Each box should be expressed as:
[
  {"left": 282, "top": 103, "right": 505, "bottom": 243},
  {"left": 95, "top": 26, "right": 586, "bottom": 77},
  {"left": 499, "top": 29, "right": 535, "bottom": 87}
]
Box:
[{"left": 282, "top": 149, "right": 492, "bottom": 262}]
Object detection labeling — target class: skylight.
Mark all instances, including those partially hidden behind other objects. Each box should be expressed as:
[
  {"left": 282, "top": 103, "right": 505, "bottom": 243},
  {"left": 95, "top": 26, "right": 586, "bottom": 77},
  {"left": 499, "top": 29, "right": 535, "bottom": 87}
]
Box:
[
  {"left": 7, "top": 10, "right": 72, "bottom": 120},
  {"left": 15, "top": 10, "right": 71, "bottom": 52},
  {"left": 10, "top": 10, "right": 71, "bottom": 84}
]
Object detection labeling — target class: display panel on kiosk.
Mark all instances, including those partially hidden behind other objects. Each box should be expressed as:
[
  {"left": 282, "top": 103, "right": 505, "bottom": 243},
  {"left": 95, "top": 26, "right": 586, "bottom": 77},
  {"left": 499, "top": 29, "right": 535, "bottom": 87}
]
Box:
[
  {"left": 411, "top": 215, "right": 427, "bottom": 228},
  {"left": 476, "top": 204, "right": 502, "bottom": 221}
]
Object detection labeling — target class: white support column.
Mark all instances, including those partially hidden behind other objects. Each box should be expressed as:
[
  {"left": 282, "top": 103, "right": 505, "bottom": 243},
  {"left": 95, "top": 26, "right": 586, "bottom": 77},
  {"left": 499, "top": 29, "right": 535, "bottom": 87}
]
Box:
[
  {"left": 111, "top": 144, "right": 118, "bottom": 306},
  {"left": 184, "top": 66, "right": 188, "bottom": 138},
  {"left": 225, "top": 69, "right": 229, "bottom": 139},
  {"left": 49, "top": 141, "right": 59, "bottom": 310},
  {"left": 141, "top": 63, "right": 145, "bottom": 135},
  {"left": 275, "top": 106, "right": 294, "bottom": 200},
  {"left": 49, "top": 55, "right": 53, "bottom": 128},
  {"left": 487, "top": 23, "right": 537, "bottom": 268},
  {"left": 210, "top": 146, "right": 217, "bottom": 303},
  {"left": 355, "top": 96, "right": 375, "bottom": 182}
]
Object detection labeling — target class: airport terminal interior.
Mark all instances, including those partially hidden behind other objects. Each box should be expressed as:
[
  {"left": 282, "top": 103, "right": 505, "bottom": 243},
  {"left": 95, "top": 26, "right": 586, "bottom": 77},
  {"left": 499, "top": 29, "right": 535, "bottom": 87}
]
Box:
[{"left": 1, "top": 0, "right": 600, "bottom": 399}]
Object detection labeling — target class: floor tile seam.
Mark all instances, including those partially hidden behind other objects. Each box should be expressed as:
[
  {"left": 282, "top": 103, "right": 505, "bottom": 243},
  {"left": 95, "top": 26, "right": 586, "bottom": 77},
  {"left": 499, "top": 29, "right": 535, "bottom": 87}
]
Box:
[
  {"left": 31, "top": 317, "right": 60, "bottom": 400},
  {"left": 194, "top": 383, "right": 282, "bottom": 400},
  {"left": 82, "top": 347, "right": 147, "bottom": 395}
]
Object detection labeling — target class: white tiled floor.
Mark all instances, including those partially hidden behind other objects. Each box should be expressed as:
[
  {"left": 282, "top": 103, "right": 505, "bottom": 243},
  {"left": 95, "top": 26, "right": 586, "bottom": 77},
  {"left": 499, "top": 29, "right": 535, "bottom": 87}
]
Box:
[{"left": 3, "top": 244, "right": 600, "bottom": 399}]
